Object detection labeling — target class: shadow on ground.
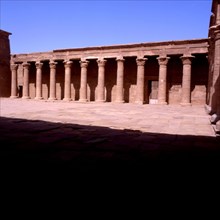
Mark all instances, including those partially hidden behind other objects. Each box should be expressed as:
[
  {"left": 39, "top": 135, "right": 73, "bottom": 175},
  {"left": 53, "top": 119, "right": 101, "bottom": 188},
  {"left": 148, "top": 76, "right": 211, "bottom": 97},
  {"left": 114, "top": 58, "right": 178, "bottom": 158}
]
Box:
[{"left": 0, "top": 116, "right": 220, "bottom": 175}]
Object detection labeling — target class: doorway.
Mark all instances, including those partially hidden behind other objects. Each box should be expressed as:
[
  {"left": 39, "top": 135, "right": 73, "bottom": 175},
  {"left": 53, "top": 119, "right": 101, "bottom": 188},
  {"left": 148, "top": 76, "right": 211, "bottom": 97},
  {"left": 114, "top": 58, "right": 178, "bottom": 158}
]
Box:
[
  {"left": 18, "top": 86, "right": 23, "bottom": 98},
  {"left": 148, "top": 80, "right": 158, "bottom": 104}
]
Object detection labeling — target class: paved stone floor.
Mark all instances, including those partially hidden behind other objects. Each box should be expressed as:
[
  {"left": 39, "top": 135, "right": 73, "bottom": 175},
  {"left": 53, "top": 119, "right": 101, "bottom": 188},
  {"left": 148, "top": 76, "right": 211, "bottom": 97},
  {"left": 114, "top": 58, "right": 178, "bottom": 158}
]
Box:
[
  {"left": 0, "top": 98, "right": 216, "bottom": 136},
  {"left": 0, "top": 98, "right": 219, "bottom": 174}
]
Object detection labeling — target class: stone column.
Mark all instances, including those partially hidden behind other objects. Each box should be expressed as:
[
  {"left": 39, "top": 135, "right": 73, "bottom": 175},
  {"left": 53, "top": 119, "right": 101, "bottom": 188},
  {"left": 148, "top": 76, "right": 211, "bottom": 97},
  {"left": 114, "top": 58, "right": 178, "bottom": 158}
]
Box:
[
  {"left": 180, "top": 55, "right": 194, "bottom": 106},
  {"left": 35, "top": 62, "right": 43, "bottom": 100},
  {"left": 63, "top": 60, "right": 73, "bottom": 101},
  {"left": 115, "top": 57, "right": 125, "bottom": 103},
  {"left": 96, "top": 59, "right": 107, "bottom": 102},
  {"left": 135, "top": 58, "right": 147, "bottom": 104},
  {"left": 22, "top": 62, "right": 30, "bottom": 99},
  {"left": 157, "top": 56, "right": 170, "bottom": 105},
  {"left": 49, "top": 61, "right": 57, "bottom": 101},
  {"left": 10, "top": 64, "right": 18, "bottom": 98},
  {"left": 79, "top": 60, "right": 89, "bottom": 102}
]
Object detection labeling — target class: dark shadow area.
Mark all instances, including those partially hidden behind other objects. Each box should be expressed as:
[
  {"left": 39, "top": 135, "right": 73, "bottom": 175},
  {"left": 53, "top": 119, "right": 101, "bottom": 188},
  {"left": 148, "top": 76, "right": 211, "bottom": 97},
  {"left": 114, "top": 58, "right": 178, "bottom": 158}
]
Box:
[
  {"left": 105, "top": 58, "right": 117, "bottom": 102},
  {"left": 191, "top": 54, "right": 209, "bottom": 105},
  {"left": 18, "top": 85, "right": 22, "bottom": 98},
  {"left": 56, "top": 61, "right": 65, "bottom": 100},
  {"left": 42, "top": 61, "right": 50, "bottom": 99},
  {"left": 29, "top": 62, "right": 36, "bottom": 99},
  {"left": 124, "top": 57, "right": 137, "bottom": 103},
  {"left": 167, "top": 55, "right": 182, "bottom": 104},
  {"left": 87, "top": 59, "right": 98, "bottom": 101},
  {"left": 145, "top": 56, "right": 159, "bottom": 103},
  {"left": 0, "top": 116, "right": 219, "bottom": 177},
  {"left": 147, "top": 80, "right": 152, "bottom": 103},
  {"left": 144, "top": 79, "right": 149, "bottom": 104},
  {"left": 71, "top": 60, "right": 80, "bottom": 101},
  {"left": 124, "top": 83, "right": 131, "bottom": 103}
]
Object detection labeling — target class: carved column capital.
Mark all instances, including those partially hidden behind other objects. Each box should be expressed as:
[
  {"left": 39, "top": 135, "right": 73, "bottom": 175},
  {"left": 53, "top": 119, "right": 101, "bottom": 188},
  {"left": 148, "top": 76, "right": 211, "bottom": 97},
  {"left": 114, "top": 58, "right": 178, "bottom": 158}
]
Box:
[
  {"left": 64, "top": 60, "right": 73, "bottom": 68},
  {"left": 97, "top": 59, "right": 107, "bottom": 67},
  {"left": 116, "top": 57, "right": 125, "bottom": 62},
  {"left": 157, "top": 56, "right": 170, "bottom": 66},
  {"left": 49, "top": 61, "right": 57, "bottom": 69},
  {"left": 80, "top": 60, "right": 89, "bottom": 68},
  {"left": 35, "top": 62, "right": 43, "bottom": 69},
  {"left": 210, "top": 24, "right": 220, "bottom": 41},
  {"left": 22, "top": 62, "right": 30, "bottom": 69},
  {"left": 180, "top": 55, "right": 195, "bottom": 65},
  {"left": 10, "top": 64, "right": 18, "bottom": 71},
  {"left": 136, "top": 58, "right": 147, "bottom": 66}
]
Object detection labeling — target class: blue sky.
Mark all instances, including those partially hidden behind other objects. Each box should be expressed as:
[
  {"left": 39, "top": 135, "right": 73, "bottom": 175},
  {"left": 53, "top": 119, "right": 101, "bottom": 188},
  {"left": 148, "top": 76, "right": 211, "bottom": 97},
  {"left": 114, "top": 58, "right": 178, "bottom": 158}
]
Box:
[{"left": 0, "top": 0, "right": 212, "bottom": 54}]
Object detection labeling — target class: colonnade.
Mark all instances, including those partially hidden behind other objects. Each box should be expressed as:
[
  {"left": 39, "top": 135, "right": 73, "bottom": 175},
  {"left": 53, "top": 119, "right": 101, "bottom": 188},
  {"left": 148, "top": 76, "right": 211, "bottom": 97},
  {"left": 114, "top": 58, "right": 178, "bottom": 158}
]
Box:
[{"left": 10, "top": 54, "right": 194, "bottom": 105}]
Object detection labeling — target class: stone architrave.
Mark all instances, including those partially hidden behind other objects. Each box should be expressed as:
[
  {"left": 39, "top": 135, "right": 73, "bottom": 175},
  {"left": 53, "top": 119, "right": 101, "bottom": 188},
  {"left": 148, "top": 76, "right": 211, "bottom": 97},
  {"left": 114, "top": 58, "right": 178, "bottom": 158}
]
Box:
[
  {"left": 135, "top": 57, "right": 147, "bottom": 104},
  {"left": 180, "top": 55, "right": 194, "bottom": 106},
  {"left": 115, "top": 57, "right": 125, "bottom": 103},
  {"left": 49, "top": 61, "right": 57, "bottom": 101},
  {"left": 96, "top": 59, "right": 107, "bottom": 102},
  {"left": 157, "top": 56, "right": 170, "bottom": 105},
  {"left": 10, "top": 64, "right": 18, "bottom": 98},
  {"left": 79, "top": 60, "right": 89, "bottom": 102},
  {"left": 63, "top": 60, "right": 73, "bottom": 101},
  {"left": 22, "top": 62, "right": 31, "bottom": 99},
  {"left": 35, "top": 62, "right": 43, "bottom": 100}
]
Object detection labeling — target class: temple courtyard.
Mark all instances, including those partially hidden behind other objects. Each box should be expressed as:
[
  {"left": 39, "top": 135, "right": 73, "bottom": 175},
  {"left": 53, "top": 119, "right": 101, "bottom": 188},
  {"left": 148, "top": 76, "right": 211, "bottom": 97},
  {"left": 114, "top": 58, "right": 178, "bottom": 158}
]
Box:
[{"left": 0, "top": 98, "right": 220, "bottom": 173}]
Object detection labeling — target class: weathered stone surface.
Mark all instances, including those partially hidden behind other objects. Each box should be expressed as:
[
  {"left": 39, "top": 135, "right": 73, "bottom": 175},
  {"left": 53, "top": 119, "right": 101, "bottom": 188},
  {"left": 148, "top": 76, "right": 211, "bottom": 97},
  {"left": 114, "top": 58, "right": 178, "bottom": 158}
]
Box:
[
  {"left": 0, "top": 30, "right": 11, "bottom": 97},
  {"left": 210, "top": 113, "right": 219, "bottom": 124},
  {"left": 207, "top": 1, "right": 220, "bottom": 135},
  {"left": 9, "top": 39, "right": 209, "bottom": 105},
  {"left": 216, "top": 120, "right": 220, "bottom": 132}
]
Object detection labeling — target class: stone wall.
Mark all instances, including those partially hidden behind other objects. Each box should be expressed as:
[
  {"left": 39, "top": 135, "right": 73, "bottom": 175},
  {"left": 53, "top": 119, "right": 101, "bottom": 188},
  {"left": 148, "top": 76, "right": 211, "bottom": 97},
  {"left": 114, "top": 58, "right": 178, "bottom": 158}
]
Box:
[
  {"left": 206, "top": 0, "right": 220, "bottom": 132},
  {"left": 0, "top": 30, "right": 11, "bottom": 97},
  {"left": 191, "top": 54, "right": 209, "bottom": 105}
]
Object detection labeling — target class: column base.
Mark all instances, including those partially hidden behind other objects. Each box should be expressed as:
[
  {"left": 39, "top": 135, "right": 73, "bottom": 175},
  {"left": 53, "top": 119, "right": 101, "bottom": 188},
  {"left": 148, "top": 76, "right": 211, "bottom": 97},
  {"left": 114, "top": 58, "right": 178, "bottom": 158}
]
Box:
[
  {"left": 22, "top": 96, "right": 30, "bottom": 99},
  {"left": 10, "top": 96, "right": 18, "bottom": 99},
  {"left": 210, "top": 113, "right": 219, "bottom": 124},
  {"left": 79, "top": 99, "right": 88, "bottom": 102},
  {"left": 135, "top": 101, "right": 144, "bottom": 105},
  {"left": 204, "top": 104, "right": 212, "bottom": 115},
  {"left": 115, "top": 100, "right": 125, "bottom": 103},
  {"left": 96, "top": 99, "right": 105, "bottom": 103},
  {"left": 48, "top": 97, "right": 57, "bottom": 101},
  {"left": 63, "top": 98, "right": 72, "bottom": 102},
  {"left": 180, "top": 102, "right": 191, "bottom": 106},
  {"left": 35, "top": 97, "right": 43, "bottom": 100},
  {"left": 157, "top": 101, "right": 167, "bottom": 105}
]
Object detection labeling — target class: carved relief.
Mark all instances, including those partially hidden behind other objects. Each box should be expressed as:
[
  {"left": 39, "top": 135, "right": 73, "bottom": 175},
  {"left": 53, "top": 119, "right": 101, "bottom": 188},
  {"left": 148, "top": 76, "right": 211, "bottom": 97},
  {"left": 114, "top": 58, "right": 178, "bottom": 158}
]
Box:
[
  {"left": 35, "top": 62, "right": 43, "bottom": 69},
  {"left": 80, "top": 60, "right": 89, "bottom": 68},
  {"left": 97, "top": 59, "right": 107, "bottom": 67},
  {"left": 136, "top": 58, "right": 147, "bottom": 66},
  {"left": 64, "top": 61, "right": 73, "bottom": 68},
  {"left": 180, "top": 55, "right": 194, "bottom": 65},
  {"left": 157, "top": 56, "right": 170, "bottom": 66},
  {"left": 49, "top": 61, "right": 57, "bottom": 69},
  {"left": 22, "top": 62, "right": 30, "bottom": 69},
  {"left": 116, "top": 57, "right": 125, "bottom": 62},
  {"left": 10, "top": 64, "right": 18, "bottom": 71}
]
